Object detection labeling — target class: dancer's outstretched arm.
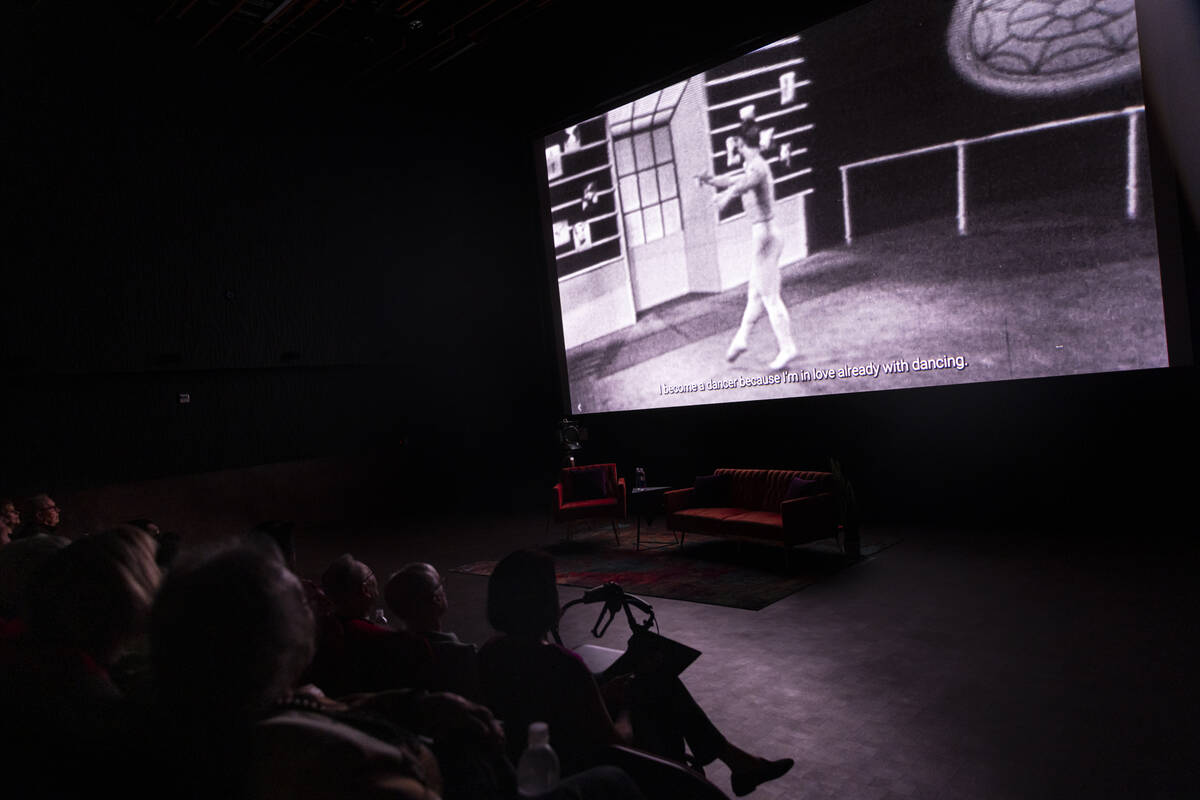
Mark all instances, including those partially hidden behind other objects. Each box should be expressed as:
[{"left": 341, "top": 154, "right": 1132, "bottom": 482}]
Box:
[{"left": 698, "top": 167, "right": 760, "bottom": 211}]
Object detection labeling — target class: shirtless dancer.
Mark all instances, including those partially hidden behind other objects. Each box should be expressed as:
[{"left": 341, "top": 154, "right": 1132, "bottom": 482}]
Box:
[{"left": 699, "top": 115, "right": 798, "bottom": 370}]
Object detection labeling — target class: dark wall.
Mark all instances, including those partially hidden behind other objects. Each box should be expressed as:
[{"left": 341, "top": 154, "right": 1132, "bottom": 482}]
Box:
[
  {"left": 3, "top": 1, "right": 1195, "bottom": 529},
  {"left": 2, "top": 4, "right": 564, "bottom": 502}
]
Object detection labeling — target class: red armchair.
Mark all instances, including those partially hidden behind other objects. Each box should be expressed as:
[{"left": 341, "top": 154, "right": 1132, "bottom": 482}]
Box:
[{"left": 551, "top": 463, "right": 627, "bottom": 543}]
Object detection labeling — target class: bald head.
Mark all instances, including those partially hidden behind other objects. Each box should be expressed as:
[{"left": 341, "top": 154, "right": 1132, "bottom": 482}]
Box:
[
  {"left": 320, "top": 554, "right": 378, "bottom": 619},
  {"left": 384, "top": 563, "right": 446, "bottom": 633}
]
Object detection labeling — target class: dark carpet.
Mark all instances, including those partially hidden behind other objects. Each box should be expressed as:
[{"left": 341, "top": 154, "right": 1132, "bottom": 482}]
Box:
[{"left": 450, "top": 525, "right": 900, "bottom": 610}]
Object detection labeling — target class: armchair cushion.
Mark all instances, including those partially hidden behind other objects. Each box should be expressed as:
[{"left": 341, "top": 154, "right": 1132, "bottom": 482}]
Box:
[{"left": 567, "top": 467, "right": 609, "bottom": 501}]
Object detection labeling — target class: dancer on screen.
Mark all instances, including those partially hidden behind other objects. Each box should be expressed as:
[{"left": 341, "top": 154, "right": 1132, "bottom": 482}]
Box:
[{"left": 698, "top": 109, "right": 798, "bottom": 370}]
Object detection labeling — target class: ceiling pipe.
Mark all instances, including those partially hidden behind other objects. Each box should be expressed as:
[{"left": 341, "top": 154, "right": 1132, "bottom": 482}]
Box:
[
  {"left": 427, "top": 40, "right": 477, "bottom": 72},
  {"left": 243, "top": 0, "right": 321, "bottom": 56},
  {"left": 391, "top": 28, "right": 457, "bottom": 73},
  {"left": 239, "top": 0, "right": 304, "bottom": 52},
  {"left": 196, "top": 0, "right": 251, "bottom": 46},
  {"left": 261, "top": 0, "right": 346, "bottom": 66},
  {"left": 393, "top": 0, "right": 433, "bottom": 18},
  {"left": 263, "top": 0, "right": 301, "bottom": 24},
  {"left": 156, "top": 0, "right": 182, "bottom": 24},
  {"left": 466, "top": 0, "right": 532, "bottom": 39},
  {"left": 438, "top": 0, "right": 500, "bottom": 36},
  {"left": 174, "top": 0, "right": 205, "bottom": 20}
]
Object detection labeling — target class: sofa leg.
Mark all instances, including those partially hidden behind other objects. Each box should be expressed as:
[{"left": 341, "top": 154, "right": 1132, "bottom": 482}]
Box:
[{"left": 611, "top": 520, "right": 620, "bottom": 544}]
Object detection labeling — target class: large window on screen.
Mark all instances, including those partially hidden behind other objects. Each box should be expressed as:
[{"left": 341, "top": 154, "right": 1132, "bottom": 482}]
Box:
[{"left": 538, "top": 0, "right": 1173, "bottom": 415}]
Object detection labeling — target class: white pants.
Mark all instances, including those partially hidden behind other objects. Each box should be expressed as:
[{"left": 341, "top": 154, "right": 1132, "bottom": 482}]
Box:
[{"left": 733, "top": 221, "right": 794, "bottom": 353}]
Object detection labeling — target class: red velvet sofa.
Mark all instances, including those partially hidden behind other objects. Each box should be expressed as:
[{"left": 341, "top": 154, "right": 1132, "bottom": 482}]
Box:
[{"left": 665, "top": 468, "right": 841, "bottom": 561}]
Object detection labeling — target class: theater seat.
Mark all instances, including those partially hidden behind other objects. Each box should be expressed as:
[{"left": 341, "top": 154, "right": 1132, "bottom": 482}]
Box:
[{"left": 594, "top": 744, "right": 730, "bottom": 800}]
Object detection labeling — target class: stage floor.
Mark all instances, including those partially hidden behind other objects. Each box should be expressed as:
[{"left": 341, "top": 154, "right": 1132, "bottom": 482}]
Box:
[{"left": 284, "top": 512, "right": 1198, "bottom": 800}]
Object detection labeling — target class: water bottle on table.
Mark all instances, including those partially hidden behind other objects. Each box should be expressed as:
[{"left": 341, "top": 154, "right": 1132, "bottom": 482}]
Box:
[
  {"left": 635, "top": 467, "right": 646, "bottom": 489},
  {"left": 517, "top": 721, "right": 560, "bottom": 797}
]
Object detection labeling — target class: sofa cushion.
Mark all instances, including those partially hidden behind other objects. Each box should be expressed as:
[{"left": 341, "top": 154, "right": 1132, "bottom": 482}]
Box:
[
  {"left": 558, "top": 497, "right": 620, "bottom": 521},
  {"left": 721, "top": 510, "right": 786, "bottom": 541},
  {"left": 784, "top": 477, "right": 820, "bottom": 500},
  {"left": 567, "top": 467, "right": 609, "bottom": 501},
  {"left": 693, "top": 474, "right": 732, "bottom": 507},
  {"left": 668, "top": 507, "right": 743, "bottom": 536}
]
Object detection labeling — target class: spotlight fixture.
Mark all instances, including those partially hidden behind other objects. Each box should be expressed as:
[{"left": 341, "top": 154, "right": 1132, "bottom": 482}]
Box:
[{"left": 556, "top": 418, "right": 587, "bottom": 451}]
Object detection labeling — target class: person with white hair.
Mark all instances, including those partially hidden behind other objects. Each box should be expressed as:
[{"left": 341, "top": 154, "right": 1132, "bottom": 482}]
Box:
[{"left": 385, "top": 563, "right": 482, "bottom": 703}]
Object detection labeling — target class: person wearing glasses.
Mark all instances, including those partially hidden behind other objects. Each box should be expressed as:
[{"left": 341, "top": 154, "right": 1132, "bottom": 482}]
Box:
[
  {"left": 12, "top": 494, "right": 61, "bottom": 541},
  {"left": 311, "top": 554, "right": 434, "bottom": 698}
]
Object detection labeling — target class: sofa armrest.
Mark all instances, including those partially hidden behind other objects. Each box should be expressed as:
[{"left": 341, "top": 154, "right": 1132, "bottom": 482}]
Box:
[
  {"left": 615, "top": 477, "right": 628, "bottom": 516},
  {"left": 552, "top": 482, "right": 564, "bottom": 510},
  {"left": 665, "top": 487, "right": 694, "bottom": 513},
  {"left": 780, "top": 492, "right": 837, "bottom": 540}
]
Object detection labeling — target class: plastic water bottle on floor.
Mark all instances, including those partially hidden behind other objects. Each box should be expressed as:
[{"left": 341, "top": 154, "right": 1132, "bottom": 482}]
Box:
[{"left": 517, "top": 721, "right": 560, "bottom": 797}]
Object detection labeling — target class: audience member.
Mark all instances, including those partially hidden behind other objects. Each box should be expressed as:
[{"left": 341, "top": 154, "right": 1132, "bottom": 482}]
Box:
[
  {"left": 385, "top": 562, "right": 483, "bottom": 702},
  {"left": 128, "top": 517, "right": 183, "bottom": 570},
  {"left": 1, "top": 498, "right": 19, "bottom": 529},
  {"left": 247, "top": 520, "right": 297, "bottom": 565},
  {"left": 0, "top": 519, "right": 11, "bottom": 548},
  {"left": 150, "top": 543, "right": 637, "bottom": 800},
  {"left": 1, "top": 498, "right": 19, "bottom": 542},
  {"left": 12, "top": 493, "right": 61, "bottom": 540},
  {"left": 0, "top": 526, "right": 162, "bottom": 797},
  {"left": 247, "top": 520, "right": 329, "bottom": 612},
  {"left": 244, "top": 520, "right": 339, "bottom": 689},
  {"left": 310, "top": 553, "right": 434, "bottom": 696},
  {"left": 150, "top": 543, "right": 422, "bottom": 798},
  {"left": 479, "top": 549, "right": 794, "bottom": 797},
  {"left": 0, "top": 531, "right": 70, "bottom": 622}
]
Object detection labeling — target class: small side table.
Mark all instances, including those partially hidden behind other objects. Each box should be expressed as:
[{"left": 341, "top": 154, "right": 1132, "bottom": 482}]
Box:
[{"left": 629, "top": 486, "right": 676, "bottom": 550}]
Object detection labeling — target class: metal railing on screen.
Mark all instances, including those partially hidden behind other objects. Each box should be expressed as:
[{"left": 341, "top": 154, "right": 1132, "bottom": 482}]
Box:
[{"left": 838, "top": 105, "right": 1146, "bottom": 245}]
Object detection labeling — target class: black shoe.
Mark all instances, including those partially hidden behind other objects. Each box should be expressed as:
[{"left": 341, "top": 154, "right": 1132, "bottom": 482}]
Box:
[{"left": 730, "top": 758, "right": 794, "bottom": 797}]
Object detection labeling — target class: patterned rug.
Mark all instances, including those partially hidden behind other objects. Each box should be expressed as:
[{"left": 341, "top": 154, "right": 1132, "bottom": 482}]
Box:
[{"left": 450, "top": 525, "right": 900, "bottom": 611}]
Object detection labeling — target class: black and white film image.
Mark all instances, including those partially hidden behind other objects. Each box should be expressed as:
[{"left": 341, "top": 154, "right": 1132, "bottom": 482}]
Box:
[{"left": 544, "top": 0, "right": 1166, "bottom": 414}]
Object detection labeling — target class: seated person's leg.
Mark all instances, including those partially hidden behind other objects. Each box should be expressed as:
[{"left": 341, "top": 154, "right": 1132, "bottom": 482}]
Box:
[{"left": 626, "top": 674, "right": 724, "bottom": 767}]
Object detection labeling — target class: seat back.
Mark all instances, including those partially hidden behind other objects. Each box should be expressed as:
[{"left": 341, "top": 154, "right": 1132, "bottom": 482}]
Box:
[
  {"left": 713, "top": 468, "right": 769, "bottom": 510},
  {"left": 714, "top": 468, "right": 833, "bottom": 511},
  {"left": 561, "top": 463, "right": 619, "bottom": 503}
]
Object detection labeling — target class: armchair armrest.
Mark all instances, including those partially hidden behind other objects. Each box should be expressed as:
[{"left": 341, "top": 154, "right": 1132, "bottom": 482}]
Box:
[
  {"left": 615, "top": 477, "right": 627, "bottom": 517},
  {"left": 665, "top": 487, "right": 694, "bottom": 513},
  {"left": 552, "top": 482, "right": 564, "bottom": 510}
]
